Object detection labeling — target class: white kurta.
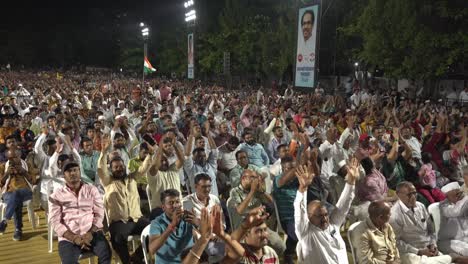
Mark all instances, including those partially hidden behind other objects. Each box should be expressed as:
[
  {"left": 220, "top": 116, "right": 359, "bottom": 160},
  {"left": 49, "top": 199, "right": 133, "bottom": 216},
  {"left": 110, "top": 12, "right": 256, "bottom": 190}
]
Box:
[
  {"left": 390, "top": 200, "right": 452, "bottom": 264},
  {"left": 294, "top": 183, "right": 355, "bottom": 264},
  {"left": 439, "top": 196, "right": 468, "bottom": 256}
]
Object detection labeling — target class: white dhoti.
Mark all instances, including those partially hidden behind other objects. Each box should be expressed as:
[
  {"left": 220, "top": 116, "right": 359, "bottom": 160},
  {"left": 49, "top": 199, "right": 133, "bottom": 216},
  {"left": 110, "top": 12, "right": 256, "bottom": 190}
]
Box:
[
  {"left": 401, "top": 253, "right": 452, "bottom": 264},
  {"left": 439, "top": 238, "right": 468, "bottom": 257}
]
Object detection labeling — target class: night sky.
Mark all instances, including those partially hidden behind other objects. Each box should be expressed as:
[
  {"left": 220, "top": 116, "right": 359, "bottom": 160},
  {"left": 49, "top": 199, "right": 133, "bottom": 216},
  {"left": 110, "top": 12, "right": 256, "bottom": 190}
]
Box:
[
  {"left": 0, "top": 1, "right": 188, "bottom": 67},
  {"left": 1, "top": 1, "right": 182, "bottom": 32}
]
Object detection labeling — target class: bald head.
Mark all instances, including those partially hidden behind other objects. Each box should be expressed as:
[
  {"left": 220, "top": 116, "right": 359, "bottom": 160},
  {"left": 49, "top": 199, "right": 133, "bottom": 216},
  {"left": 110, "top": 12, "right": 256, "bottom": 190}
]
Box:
[
  {"left": 368, "top": 201, "right": 390, "bottom": 219},
  {"left": 368, "top": 201, "right": 391, "bottom": 229},
  {"left": 307, "top": 200, "right": 329, "bottom": 230}
]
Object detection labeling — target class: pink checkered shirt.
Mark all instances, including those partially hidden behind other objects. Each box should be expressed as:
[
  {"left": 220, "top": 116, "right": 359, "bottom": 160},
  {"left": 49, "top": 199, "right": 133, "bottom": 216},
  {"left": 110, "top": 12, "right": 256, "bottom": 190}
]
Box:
[{"left": 48, "top": 183, "right": 104, "bottom": 242}]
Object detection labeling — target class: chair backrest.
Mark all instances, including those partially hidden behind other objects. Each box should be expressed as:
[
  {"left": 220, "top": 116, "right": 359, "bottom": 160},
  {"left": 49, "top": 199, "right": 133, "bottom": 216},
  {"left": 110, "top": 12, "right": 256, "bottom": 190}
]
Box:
[
  {"left": 141, "top": 224, "right": 152, "bottom": 264},
  {"left": 226, "top": 197, "right": 235, "bottom": 231},
  {"left": 428, "top": 202, "right": 441, "bottom": 238},
  {"left": 347, "top": 221, "right": 364, "bottom": 264},
  {"left": 146, "top": 185, "right": 152, "bottom": 211},
  {"left": 272, "top": 200, "right": 284, "bottom": 234}
]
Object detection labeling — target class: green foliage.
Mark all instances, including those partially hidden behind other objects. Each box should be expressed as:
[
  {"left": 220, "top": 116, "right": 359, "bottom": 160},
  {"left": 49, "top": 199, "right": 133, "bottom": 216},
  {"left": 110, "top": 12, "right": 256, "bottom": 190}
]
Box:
[
  {"left": 196, "top": 0, "right": 298, "bottom": 79},
  {"left": 119, "top": 47, "right": 142, "bottom": 71},
  {"left": 342, "top": 0, "right": 468, "bottom": 79}
]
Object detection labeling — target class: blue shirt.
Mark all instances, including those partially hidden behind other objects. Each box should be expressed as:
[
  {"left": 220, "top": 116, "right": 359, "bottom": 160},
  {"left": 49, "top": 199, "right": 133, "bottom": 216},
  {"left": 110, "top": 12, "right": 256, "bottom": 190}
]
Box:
[
  {"left": 272, "top": 174, "right": 299, "bottom": 222},
  {"left": 267, "top": 137, "right": 288, "bottom": 164},
  {"left": 149, "top": 213, "right": 194, "bottom": 264},
  {"left": 80, "top": 150, "right": 100, "bottom": 184},
  {"left": 239, "top": 143, "right": 269, "bottom": 167}
]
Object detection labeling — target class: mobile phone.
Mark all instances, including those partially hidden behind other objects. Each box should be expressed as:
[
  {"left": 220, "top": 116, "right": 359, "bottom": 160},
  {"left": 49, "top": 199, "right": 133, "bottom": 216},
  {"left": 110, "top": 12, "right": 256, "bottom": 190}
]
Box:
[{"left": 183, "top": 200, "right": 193, "bottom": 212}]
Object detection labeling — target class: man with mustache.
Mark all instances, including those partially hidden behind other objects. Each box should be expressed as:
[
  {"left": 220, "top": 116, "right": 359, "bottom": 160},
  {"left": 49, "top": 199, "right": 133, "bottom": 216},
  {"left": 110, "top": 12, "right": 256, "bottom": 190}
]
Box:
[
  {"left": 238, "top": 130, "right": 269, "bottom": 168},
  {"left": 439, "top": 182, "right": 468, "bottom": 258},
  {"left": 98, "top": 135, "right": 151, "bottom": 264},
  {"left": 294, "top": 158, "right": 360, "bottom": 264},
  {"left": 49, "top": 161, "right": 111, "bottom": 264}
]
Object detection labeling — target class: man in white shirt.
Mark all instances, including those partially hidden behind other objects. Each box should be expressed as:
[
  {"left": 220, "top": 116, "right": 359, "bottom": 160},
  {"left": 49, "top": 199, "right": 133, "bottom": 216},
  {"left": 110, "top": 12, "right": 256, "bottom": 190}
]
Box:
[
  {"left": 439, "top": 182, "right": 468, "bottom": 258},
  {"left": 319, "top": 127, "right": 347, "bottom": 189},
  {"left": 390, "top": 181, "right": 453, "bottom": 264},
  {"left": 350, "top": 90, "right": 361, "bottom": 109},
  {"left": 338, "top": 115, "right": 360, "bottom": 156},
  {"left": 446, "top": 87, "right": 459, "bottom": 105},
  {"left": 182, "top": 173, "right": 225, "bottom": 261},
  {"left": 294, "top": 158, "right": 359, "bottom": 264},
  {"left": 360, "top": 88, "right": 371, "bottom": 105},
  {"left": 401, "top": 126, "right": 422, "bottom": 161},
  {"left": 460, "top": 86, "right": 468, "bottom": 105}
]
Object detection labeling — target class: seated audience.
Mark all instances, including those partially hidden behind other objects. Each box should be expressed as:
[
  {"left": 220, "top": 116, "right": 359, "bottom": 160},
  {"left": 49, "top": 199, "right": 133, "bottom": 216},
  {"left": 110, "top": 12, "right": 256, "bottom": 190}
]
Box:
[{"left": 48, "top": 161, "right": 111, "bottom": 264}]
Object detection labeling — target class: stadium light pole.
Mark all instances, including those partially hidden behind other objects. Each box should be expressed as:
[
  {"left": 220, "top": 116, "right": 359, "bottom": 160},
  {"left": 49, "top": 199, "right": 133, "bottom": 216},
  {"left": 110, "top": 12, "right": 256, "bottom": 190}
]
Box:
[
  {"left": 185, "top": 0, "right": 196, "bottom": 79},
  {"left": 140, "top": 23, "right": 150, "bottom": 88}
]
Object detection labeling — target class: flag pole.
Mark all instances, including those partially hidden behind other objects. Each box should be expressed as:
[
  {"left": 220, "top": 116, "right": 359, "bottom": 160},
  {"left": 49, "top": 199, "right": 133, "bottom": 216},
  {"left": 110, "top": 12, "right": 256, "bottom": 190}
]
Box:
[{"left": 142, "top": 41, "right": 147, "bottom": 89}]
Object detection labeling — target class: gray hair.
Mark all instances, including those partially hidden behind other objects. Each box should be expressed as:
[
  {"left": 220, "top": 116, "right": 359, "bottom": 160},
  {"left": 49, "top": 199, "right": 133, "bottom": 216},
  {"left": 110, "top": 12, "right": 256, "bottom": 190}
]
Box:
[{"left": 396, "top": 181, "right": 414, "bottom": 193}]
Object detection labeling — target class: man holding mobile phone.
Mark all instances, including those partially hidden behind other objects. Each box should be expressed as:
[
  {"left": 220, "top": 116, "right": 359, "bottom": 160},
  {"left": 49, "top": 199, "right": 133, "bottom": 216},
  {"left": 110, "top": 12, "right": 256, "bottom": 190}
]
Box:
[
  {"left": 182, "top": 174, "right": 225, "bottom": 261},
  {"left": 148, "top": 189, "right": 198, "bottom": 264}
]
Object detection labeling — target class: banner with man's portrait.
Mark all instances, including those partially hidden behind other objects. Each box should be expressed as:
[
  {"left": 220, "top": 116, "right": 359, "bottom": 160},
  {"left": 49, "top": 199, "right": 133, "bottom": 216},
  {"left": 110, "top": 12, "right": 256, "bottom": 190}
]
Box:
[
  {"left": 294, "top": 5, "right": 319, "bottom": 88},
  {"left": 188, "top": 33, "right": 194, "bottom": 79}
]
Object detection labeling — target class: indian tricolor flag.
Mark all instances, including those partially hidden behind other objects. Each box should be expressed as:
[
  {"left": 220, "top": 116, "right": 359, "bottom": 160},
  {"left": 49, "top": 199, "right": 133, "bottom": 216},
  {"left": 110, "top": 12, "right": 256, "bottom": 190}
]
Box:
[{"left": 144, "top": 57, "right": 156, "bottom": 74}]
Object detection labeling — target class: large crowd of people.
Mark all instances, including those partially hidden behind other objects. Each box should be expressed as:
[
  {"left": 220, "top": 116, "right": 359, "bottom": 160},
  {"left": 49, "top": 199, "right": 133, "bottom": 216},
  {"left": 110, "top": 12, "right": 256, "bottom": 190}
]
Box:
[{"left": 0, "top": 69, "right": 468, "bottom": 264}]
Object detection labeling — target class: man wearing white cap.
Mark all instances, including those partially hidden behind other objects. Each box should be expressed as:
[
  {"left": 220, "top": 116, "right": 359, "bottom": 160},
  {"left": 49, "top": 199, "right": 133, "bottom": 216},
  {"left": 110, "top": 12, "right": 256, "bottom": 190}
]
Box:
[{"left": 439, "top": 182, "right": 468, "bottom": 258}]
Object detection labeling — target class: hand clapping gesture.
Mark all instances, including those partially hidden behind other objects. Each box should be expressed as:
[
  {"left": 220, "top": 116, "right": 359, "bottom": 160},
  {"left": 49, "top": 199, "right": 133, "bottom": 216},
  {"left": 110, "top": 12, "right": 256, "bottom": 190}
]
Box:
[
  {"left": 295, "top": 165, "right": 315, "bottom": 193},
  {"left": 101, "top": 134, "right": 111, "bottom": 152},
  {"left": 345, "top": 157, "right": 360, "bottom": 185}
]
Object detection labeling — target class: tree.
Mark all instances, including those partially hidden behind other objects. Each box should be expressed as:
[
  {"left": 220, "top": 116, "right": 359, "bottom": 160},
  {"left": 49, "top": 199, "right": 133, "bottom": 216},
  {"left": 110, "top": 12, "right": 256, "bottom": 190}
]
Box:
[{"left": 342, "top": 0, "right": 468, "bottom": 80}]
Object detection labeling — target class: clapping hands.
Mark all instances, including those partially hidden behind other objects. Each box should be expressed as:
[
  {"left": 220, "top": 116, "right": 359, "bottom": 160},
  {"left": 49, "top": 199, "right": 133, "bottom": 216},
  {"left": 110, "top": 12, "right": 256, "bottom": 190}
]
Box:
[{"left": 295, "top": 165, "right": 315, "bottom": 193}]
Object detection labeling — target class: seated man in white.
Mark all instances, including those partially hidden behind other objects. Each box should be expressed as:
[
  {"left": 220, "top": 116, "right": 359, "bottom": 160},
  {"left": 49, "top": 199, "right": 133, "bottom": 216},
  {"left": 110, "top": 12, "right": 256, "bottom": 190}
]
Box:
[
  {"left": 390, "top": 181, "right": 465, "bottom": 264},
  {"left": 439, "top": 182, "right": 468, "bottom": 258},
  {"left": 294, "top": 158, "right": 359, "bottom": 264},
  {"left": 182, "top": 173, "right": 225, "bottom": 261}
]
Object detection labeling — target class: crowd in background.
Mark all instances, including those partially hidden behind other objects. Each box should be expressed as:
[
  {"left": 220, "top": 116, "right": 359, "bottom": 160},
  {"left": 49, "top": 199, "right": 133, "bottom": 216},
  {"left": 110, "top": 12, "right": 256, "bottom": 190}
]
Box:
[{"left": 1, "top": 69, "right": 468, "bottom": 264}]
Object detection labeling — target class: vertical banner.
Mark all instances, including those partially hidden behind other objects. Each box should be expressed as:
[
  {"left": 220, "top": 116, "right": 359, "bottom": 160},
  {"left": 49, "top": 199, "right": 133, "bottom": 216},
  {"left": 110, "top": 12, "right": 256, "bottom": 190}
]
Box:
[
  {"left": 294, "top": 5, "right": 319, "bottom": 88},
  {"left": 188, "top": 33, "right": 194, "bottom": 79}
]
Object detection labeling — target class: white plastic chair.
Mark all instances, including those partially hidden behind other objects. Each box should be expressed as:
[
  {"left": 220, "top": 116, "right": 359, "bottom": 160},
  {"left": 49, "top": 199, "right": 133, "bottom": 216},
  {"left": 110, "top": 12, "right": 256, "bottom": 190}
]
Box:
[
  {"left": 104, "top": 210, "right": 140, "bottom": 264},
  {"left": 141, "top": 225, "right": 152, "bottom": 264},
  {"left": 347, "top": 221, "right": 365, "bottom": 264},
  {"left": 225, "top": 197, "right": 235, "bottom": 231},
  {"left": 48, "top": 219, "right": 54, "bottom": 253},
  {"left": 0, "top": 199, "right": 37, "bottom": 230},
  {"left": 146, "top": 185, "right": 153, "bottom": 211},
  {"left": 272, "top": 200, "right": 286, "bottom": 238},
  {"left": 428, "top": 202, "right": 441, "bottom": 239}
]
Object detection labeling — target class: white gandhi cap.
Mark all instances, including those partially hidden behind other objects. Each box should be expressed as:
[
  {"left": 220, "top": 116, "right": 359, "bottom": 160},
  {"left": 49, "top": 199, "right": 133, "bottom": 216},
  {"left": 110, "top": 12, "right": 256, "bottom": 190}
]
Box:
[{"left": 441, "top": 182, "right": 460, "bottom": 194}]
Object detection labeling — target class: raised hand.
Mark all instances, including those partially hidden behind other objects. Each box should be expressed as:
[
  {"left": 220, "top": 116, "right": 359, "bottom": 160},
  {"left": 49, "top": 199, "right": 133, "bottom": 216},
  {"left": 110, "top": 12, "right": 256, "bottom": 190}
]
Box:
[
  {"left": 392, "top": 127, "right": 400, "bottom": 141},
  {"left": 199, "top": 208, "right": 212, "bottom": 240},
  {"left": 159, "top": 134, "right": 167, "bottom": 148},
  {"left": 346, "top": 115, "right": 355, "bottom": 128},
  {"left": 346, "top": 157, "right": 360, "bottom": 185},
  {"left": 241, "top": 206, "right": 269, "bottom": 230},
  {"left": 204, "top": 120, "right": 210, "bottom": 133},
  {"left": 295, "top": 165, "right": 315, "bottom": 192},
  {"left": 211, "top": 205, "right": 224, "bottom": 238},
  {"left": 41, "top": 124, "right": 49, "bottom": 135},
  {"left": 55, "top": 137, "right": 64, "bottom": 153},
  {"left": 101, "top": 134, "right": 111, "bottom": 152},
  {"left": 250, "top": 178, "right": 259, "bottom": 194},
  {"left": 171, "top": 208, "right": 184, "bottom": 227}
]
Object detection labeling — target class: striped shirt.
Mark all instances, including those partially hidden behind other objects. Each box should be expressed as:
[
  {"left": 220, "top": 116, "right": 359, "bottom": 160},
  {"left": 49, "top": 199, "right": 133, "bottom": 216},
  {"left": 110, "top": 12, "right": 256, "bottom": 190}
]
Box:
[
  {"left": 272, "top": 175, "right": 299, "bottom": 222},
  {"left": 240, "top": 244, "right": 279, "bottom": 264},
  {"left": 48, "top": 183, "right": 104, "bottom": 242}
]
